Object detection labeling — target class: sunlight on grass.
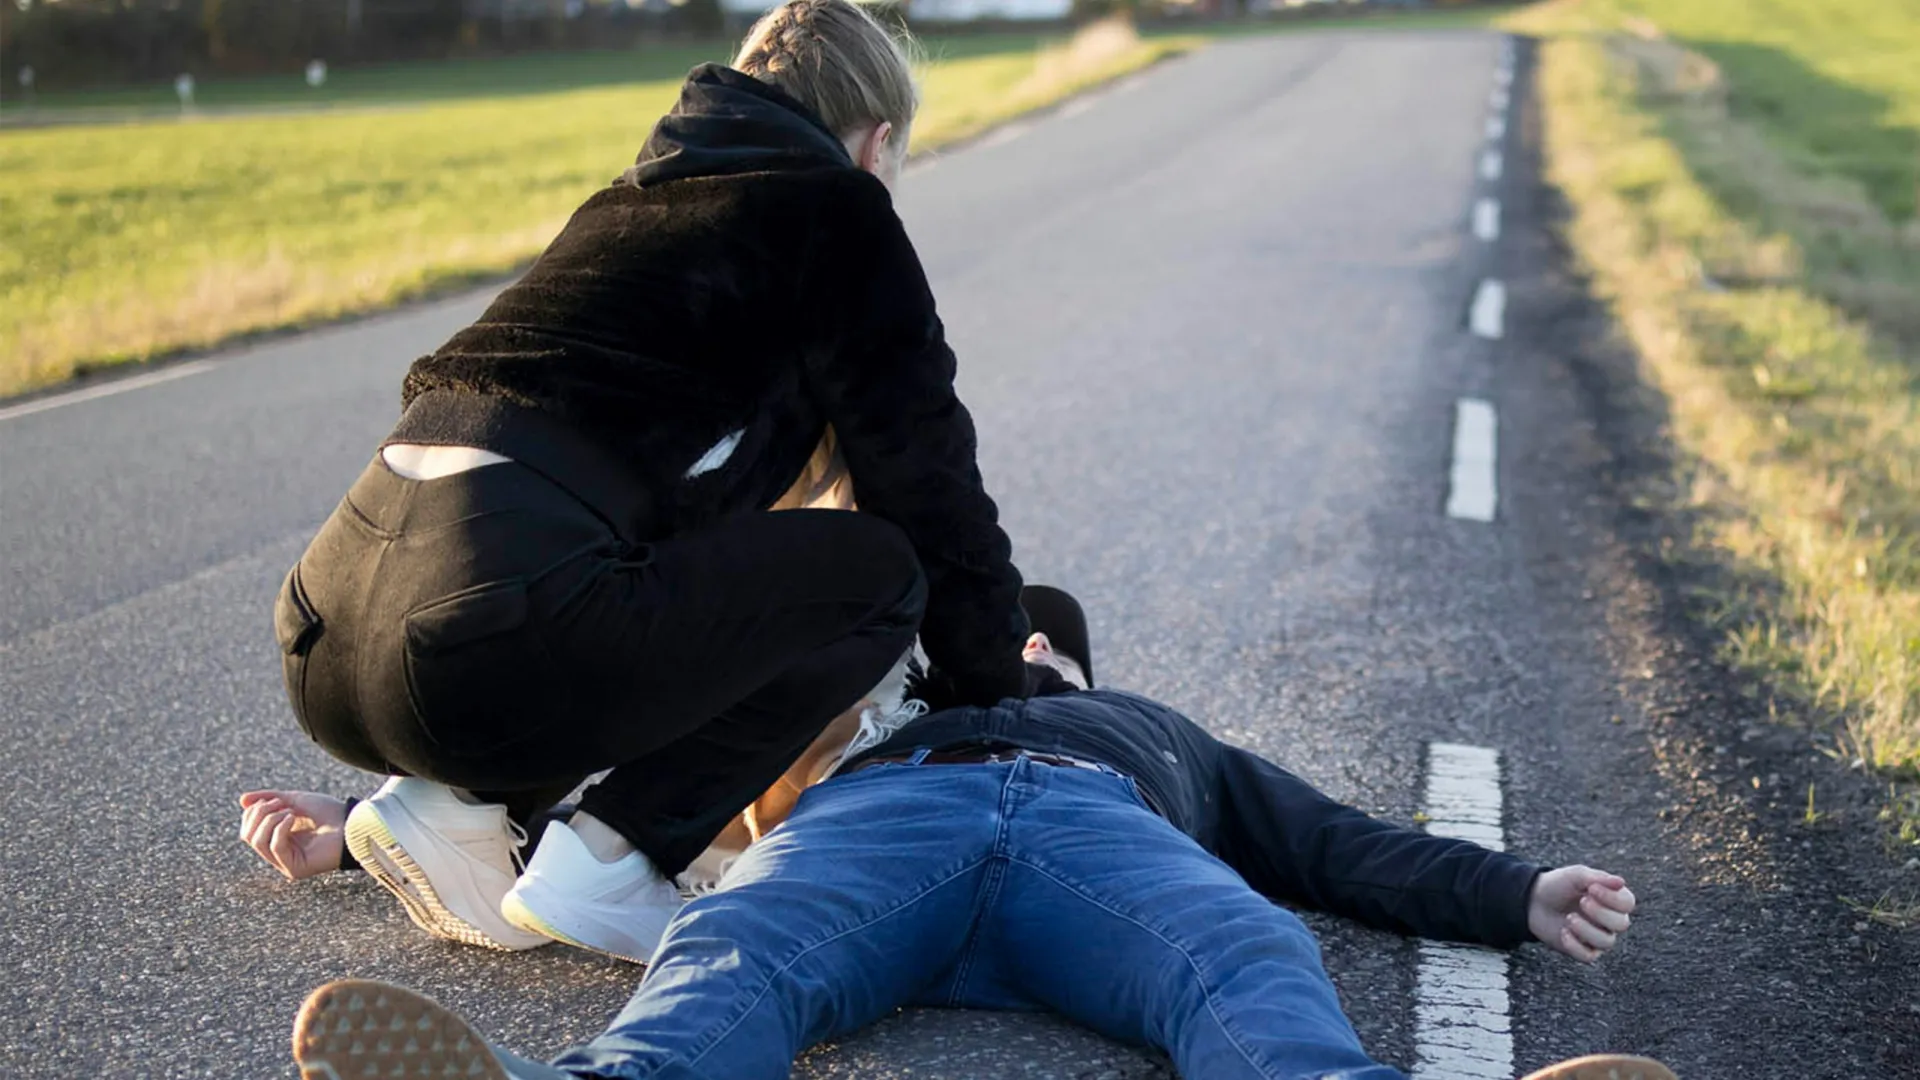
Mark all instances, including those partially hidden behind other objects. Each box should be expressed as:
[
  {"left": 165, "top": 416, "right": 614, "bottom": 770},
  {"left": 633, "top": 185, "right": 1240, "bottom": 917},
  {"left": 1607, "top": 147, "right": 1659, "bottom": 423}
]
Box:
[
  {"left": 1523, "top": 3, "right": 1920, "bottom": 829},
  {"left": 0, "top": 26, "right": 1188, "bottom": 397}
]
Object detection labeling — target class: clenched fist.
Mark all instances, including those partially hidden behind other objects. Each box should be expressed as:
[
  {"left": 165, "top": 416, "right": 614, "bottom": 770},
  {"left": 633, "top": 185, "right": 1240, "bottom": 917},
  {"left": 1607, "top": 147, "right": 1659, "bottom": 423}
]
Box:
[{"left": 1528, "top": 865, "right": 1635, "bottom": 962}]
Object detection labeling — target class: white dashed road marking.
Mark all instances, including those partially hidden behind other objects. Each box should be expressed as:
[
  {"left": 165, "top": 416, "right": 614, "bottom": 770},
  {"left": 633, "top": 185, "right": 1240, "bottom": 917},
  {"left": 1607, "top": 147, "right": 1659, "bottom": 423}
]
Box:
[
  {"left": 1445, "top": 399, "right": 1498, "bottom": 523},
  {"left": 1484, "top": 116, "right": 1506, "bottom": 143},
  {"left": 1495, "top": 67, "right": 1513, "bottom": 88},
  {"left": 1472, "top": 198, "right": 1501, "bottom": 242},
  {"left": 1469, "top": 279, "right": 1505, "bottom": 340},
  {"left": 0, "top": 361, "right": 215, "bottom": 423},
  {"left": 1479, "top": 149, "right": 1503, "bottom": 182},
  {"left": 1412, "top": 743, "right": 1513, "bottom": 1079},
  {"left": 1490, "top": 87, "right": 1510, "bottom": 112}
]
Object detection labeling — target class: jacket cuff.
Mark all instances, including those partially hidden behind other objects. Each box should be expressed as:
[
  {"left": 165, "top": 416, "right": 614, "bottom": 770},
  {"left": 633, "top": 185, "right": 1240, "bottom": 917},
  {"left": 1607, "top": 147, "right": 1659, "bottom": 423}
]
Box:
[
  {"left": 337, "top": 797, "right": 362, "bottom": 875},
  {"left": 1487, "top": 860, "right": 1546, "bottom": 949}
]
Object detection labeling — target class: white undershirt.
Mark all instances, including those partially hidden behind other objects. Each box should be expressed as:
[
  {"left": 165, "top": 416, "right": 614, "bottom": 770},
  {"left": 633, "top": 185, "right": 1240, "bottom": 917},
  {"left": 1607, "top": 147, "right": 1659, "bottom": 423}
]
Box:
[
  {"left": 383, "top": 428, "right": 746, "bottom": 482},
  {"left": 381, "top": 444, "right": 510, "bottom": 480}
]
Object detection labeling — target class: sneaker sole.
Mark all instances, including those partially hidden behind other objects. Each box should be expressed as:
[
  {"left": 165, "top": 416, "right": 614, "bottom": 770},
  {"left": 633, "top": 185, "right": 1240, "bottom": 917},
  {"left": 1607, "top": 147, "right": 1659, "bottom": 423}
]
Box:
[
  {"left": 345, "top": 803, "right": 530, "bottom": 952},
  {"left": 292, "top": 978, "right": 506, "bottom": 1080},
  {"left": 1522, "top": 1055, "right": 1679, "bottom": 1080},
  {"left": 499, "top": 889, "right": 653, "bottom": 966}
]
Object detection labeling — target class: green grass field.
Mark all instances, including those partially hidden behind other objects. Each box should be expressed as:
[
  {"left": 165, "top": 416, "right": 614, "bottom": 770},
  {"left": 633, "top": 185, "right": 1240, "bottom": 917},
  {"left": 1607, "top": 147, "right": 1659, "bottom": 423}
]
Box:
[
  {"left": 0, "top": 4, "right": 1526, "bottom": 396},
  {"left": 1608, "top": 0, "right": 1920, "bottom": 223},
  {"left": 1507, "top": 0, "right": 1920, "bottom": 837},
  {"left": 0, "top": 27, "right": 1190, "bottom": 395}
]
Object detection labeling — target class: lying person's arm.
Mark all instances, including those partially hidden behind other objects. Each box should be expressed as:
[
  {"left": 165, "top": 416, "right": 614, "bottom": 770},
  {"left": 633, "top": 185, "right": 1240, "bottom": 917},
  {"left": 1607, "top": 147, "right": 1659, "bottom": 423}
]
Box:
[{"left": 1212, "top": 747, "right": 1633, "bottom": 959}]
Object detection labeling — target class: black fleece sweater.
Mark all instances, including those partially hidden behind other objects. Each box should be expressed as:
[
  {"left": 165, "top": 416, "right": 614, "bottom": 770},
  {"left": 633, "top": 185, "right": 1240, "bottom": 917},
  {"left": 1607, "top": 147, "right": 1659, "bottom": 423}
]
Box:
[{"left": 397, "top": 65, "right": 1030, "bottom": 704}]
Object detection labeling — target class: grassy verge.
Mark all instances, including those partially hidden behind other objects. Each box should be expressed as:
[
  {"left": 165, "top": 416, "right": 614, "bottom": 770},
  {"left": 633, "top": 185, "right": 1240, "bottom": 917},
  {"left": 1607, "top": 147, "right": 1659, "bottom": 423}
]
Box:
[
  {"left": 0, "top": 24, "right": 1193, "bottom": 397},
  {"left": 1505, "top": 1, "right": 1919, "bottom": 833}
]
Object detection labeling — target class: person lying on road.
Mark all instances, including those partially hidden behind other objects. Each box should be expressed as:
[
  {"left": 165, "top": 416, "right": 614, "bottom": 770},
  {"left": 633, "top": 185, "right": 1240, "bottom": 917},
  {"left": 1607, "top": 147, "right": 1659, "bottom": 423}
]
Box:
[{"left": 282, "top": 604, "right": 1670, "bottom": 1080}]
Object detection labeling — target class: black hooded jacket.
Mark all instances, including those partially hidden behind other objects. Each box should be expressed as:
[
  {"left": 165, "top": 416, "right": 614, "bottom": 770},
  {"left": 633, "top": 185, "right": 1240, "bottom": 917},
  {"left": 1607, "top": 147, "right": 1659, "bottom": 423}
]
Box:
[{"left": 396, "top": 65, "right": 1030, "bottom": 705}]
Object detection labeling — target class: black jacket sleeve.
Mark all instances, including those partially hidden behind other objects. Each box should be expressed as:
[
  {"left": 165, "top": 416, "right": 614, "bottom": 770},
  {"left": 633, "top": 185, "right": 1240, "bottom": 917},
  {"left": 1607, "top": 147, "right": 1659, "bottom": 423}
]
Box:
[
  {"left": 1212, "top": 746, "right": 1541, "bottom": 948},
  {"left": 802, "top": 175, "right": 1029, "bottom": 705}
]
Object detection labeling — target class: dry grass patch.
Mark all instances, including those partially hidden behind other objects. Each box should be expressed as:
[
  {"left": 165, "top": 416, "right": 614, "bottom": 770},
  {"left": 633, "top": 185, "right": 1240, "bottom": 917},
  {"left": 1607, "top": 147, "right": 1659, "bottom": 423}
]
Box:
[{"left": 1529, "top": 14, "right": 1920, "bottom": 830}]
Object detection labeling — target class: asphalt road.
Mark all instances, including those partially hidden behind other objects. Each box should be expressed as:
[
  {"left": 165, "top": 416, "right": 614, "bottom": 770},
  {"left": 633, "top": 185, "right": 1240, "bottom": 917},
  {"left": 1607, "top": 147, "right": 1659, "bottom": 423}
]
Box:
[{"left": 3, "top": 29, "right": 1915, "bottom": 1080}]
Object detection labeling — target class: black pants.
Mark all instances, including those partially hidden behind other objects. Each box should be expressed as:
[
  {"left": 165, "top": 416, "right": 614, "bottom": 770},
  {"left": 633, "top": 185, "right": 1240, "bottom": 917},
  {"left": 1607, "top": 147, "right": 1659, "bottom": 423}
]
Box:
[{"left": 275, "top": 455, "right": 926, "bottom": 876}]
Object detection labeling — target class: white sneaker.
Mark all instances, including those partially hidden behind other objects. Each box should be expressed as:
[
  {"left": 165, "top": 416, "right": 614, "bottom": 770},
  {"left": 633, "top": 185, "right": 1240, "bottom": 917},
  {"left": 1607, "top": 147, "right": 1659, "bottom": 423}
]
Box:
[
  {"left": 344, "top": 777, "right": 550, "bottom": 951},
  {"left": 499, "top": 820, "right": 685, "bottom": 964}
]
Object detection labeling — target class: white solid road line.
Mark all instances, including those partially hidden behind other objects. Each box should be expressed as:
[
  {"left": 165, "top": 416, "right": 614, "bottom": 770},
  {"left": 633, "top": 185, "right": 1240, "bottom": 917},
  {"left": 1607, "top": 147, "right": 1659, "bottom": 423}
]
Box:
[
  {"left": 1058, "top": 96, "right": 1099, "bottom": 120},
  {"left": 1446, "top": 399, "right": 1498, "bottom": 523},
  {"left": 1412, "top": 743, "right": 1513, "bottom": 1080},
  {"left": 974, "top": 120, "right": 1034, "bottom": 151},
  {"left": 1478, "top": 149, "right": 1503, "bottom": 182},
  {"left": 1484, "top": 116, "right": 1506, "bottom": 142},
  {"left": 1469, "top": 279, "right": 1506, "bottom": 340},
  {"left": 1472, "top": 198, "right": 1501, "bottom": 242},
  {"left": 0, "top": 360, "right": 215, "bottom": 423}
]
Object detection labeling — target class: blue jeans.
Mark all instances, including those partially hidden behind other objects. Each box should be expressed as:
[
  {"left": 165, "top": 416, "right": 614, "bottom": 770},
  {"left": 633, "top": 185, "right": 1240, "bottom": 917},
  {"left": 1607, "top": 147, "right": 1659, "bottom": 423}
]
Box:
[{"left": 542, "top": 757, "right": 1405, "bottom": 1080}]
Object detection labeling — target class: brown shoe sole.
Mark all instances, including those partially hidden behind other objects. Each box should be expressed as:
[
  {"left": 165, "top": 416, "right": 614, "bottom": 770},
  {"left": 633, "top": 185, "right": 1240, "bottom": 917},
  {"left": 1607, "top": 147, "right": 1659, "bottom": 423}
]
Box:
[
  {"left": 1520, "top": 1055, "right": 1680, "bottom": 1080},
  {"left": 292, "top": 978, "right": 507, "bottom": 1080}
]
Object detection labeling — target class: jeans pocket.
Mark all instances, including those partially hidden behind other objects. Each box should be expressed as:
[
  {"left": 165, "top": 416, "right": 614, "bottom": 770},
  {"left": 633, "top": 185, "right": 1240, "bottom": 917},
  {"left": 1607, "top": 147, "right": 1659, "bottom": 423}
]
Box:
[
  {"left": 273, "top": 564, "right": 323, "bottom": 740},
  {"left": 1118, "top": 775, "right": 1159, "bottom": 817},
  {"left": 402, "top": 579, "right": 570, "bottom": 757}
]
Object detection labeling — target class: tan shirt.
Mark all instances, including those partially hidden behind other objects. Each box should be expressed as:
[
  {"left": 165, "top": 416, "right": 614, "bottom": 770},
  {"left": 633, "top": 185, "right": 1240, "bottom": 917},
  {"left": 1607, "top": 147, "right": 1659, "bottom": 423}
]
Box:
[{"left": 679, "top": 427, "right": 873, "bottom": 889}]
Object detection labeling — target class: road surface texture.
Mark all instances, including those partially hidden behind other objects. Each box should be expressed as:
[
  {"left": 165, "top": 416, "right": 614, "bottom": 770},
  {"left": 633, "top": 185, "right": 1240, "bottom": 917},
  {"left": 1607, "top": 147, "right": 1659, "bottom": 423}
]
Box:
[{"left": 3, "top": 30, "right": 1915, "bottom": 1079}]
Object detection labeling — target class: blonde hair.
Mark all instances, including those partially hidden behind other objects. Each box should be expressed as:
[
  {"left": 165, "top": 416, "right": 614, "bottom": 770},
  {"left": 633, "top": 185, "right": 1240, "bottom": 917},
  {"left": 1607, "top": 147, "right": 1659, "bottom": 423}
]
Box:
[{"left": 732, "top": 0, "right": 919, "bottom": 145}]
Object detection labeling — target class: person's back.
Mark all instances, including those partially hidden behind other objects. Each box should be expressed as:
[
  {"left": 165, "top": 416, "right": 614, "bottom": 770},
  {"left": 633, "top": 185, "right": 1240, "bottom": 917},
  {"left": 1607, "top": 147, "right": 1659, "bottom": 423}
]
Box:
[{"left": 405, "top": 65, "right": 930, "bottom": 538}]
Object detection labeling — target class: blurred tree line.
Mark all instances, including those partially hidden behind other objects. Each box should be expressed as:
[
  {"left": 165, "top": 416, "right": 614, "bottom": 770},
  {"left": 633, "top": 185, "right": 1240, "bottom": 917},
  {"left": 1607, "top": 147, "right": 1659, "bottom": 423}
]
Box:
[{"left": 0, "top": 0, "right": 728, "bottom": 88}]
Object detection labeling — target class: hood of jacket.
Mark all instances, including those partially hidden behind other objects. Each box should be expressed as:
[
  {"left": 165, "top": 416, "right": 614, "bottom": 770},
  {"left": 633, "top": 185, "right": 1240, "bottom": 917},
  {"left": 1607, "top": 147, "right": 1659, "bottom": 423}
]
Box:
[{"left": 624, "top": 63, "right": 855, "bottom": 187}]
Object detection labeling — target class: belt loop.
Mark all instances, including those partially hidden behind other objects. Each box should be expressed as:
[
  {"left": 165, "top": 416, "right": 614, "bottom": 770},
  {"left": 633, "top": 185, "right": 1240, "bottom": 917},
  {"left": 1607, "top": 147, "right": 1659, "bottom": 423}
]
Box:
[{"left": 906, "top": 748, "right": 932, "bottom": 766}]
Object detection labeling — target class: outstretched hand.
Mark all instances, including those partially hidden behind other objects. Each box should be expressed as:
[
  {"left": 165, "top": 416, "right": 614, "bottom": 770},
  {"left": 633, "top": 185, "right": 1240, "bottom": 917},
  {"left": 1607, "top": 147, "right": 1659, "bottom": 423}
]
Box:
[
  {"left": 1527, "top": 865, "right": 1635, "bottom": 962},
  {"left": 238, "top": 790, "right": 350, "bottom": 881}
]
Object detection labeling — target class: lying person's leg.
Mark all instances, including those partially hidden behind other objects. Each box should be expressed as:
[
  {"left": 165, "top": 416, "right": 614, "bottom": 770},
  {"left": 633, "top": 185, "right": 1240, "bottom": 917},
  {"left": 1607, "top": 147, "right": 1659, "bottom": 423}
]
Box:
[
  {"left": 976, "top": 769, "right": 1673, "bottom": 1080},
  {"left": 981, "top": 763, "right": 1398, "bottom": 1080},
  {"left": 295, "top": 761, "right": 1007, "bottom": 1080}
]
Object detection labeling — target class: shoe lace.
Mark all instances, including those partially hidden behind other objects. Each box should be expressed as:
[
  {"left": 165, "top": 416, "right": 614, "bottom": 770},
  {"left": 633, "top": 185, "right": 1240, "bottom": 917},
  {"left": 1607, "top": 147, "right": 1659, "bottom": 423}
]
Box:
[{"left": 505, "top": 817, "right": 531, "bottom": 874}]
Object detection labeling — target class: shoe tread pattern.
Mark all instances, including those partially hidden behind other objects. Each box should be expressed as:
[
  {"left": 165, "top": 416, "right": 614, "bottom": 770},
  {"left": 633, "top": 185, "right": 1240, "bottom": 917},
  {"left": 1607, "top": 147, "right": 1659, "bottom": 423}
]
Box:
[
  {"left": 346, "top": 805, "right": 517, "bottom": 951},
  {"left": 293, "top": 979, "right": 505, "bottom": 1080}
]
